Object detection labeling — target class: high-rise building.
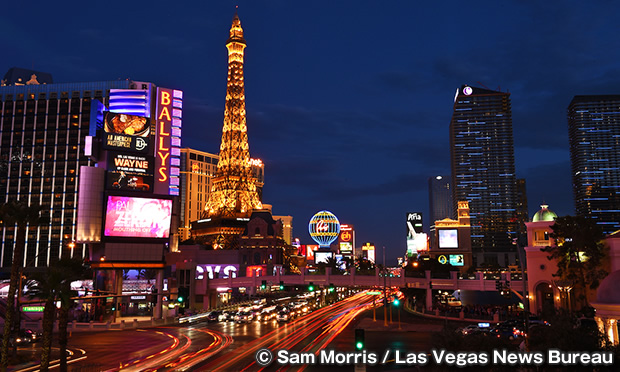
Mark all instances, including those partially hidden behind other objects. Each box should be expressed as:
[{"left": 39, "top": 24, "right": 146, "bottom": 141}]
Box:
[
  {"left": 179, "top": 148, "right": 265, "bottom": 241},
  {"left": 191, "top": 13, "right": 264, "bottom": 248},
  {"left": 515, "top": 178, "right": 529, "bottom": 236},
  {"left": 272, "top": 215, "right": 293, "bottom": 245},
  {"left": 428, "top": 175, "right": 453, "bottom": 243},
  {"left": 568, "top": 95, "right": 620, "bottom": 234},
  {"left": 429, "top": 175, "right": 453, "bottom": 222},
  {"left": 450, "top": 85, "right": 519, "bottom": 267},
  {"left": 0, "top": 70, "right": 154, "bottom": 268}
]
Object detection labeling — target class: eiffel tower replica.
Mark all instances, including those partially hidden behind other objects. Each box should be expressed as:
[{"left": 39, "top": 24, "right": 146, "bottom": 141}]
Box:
[{"left": 191, "top": 13, "right": 263, "bottom": 249}]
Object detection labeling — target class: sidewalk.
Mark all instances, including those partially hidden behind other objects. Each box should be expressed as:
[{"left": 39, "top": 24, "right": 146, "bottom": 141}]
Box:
[
  {"left": 20, "top": 315, "right": 178, "bottom": 333},
  {"left": 357, "top": 317, "right": 443, "bottom": 332}
]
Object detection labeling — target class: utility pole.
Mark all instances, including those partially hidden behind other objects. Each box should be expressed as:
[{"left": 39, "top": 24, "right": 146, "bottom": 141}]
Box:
[
  {"left": 514, "top": 235, "right": 530, "bottom": 351},
  {"left": 383, "top": 246, "right": 388, "bottom": 327}
]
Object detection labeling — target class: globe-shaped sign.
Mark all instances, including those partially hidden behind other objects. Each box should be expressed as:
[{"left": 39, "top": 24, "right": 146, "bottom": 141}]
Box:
[{"left": 308, "top": 210, "right": 341, "bottom": 248}]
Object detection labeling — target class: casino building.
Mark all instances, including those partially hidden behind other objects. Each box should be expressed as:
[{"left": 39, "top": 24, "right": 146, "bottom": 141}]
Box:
[
  {"left": 0, "top": 68, "right": 172, "bottom": 270},
  {"left": 1, "top": 66, "right": 184, "bottom": 319},
  {"left": 179, "top": 148, "right": 265, "bottom": 242},
  {"left": 450, "top": 85, "right": 520, "bottom": 267}
]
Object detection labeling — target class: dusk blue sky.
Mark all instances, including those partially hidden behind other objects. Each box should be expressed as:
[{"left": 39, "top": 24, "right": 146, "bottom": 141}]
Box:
[{"left": 3, "top": 1, "right": 619, "bottom": 262}]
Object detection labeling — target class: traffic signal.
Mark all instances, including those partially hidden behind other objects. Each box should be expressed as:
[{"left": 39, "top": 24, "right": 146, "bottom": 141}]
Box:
[
  {"left": 495, "top": 280, "right": 502, "bottom": 291},
  {"left": 354, "top": 329, "right": 365, "bottom": 350},
  {"left": 502, "top": 281, "right": 511, "bottom": 298},
  {"left": 308, "top": 282, "right": 315, "bottom": 291},
  {"left": 279, "top": 281, "right": 284, "bottom": 290},
  {"left": 393, "top": 297, "right": 400, "bottom": 306},
  {"left": 178, "top": 287, "right": 189, "bottom": 307},
  {"left": 328, "top": 283, "right": 335, "bottom": 293},
  {"left": 261, "top": 280, "right": 267, "bottom": 290}
]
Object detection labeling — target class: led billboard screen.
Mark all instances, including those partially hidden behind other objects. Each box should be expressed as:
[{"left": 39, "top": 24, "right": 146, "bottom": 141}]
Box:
[
  {"left": 449, "top": 254, "right": 464, "bottom": 266},
  {"left": 334, "top": 254, "right": 347, "bottom": 270},
  {"left": 314, "top": 251, "right": 333, "bottom": 265},
  {"left": 102, "top": 112, "right": 151, "bottom": 154},
  {"left": 339, "top": 241, "right": 353, "bottom": 253},
  {"left": 104, "top": 196, "right": 172, "bottom": 238},
  {"left": 106, "top": 152, "right": 154, "bottom": 192},
  {"left": 305, "top": 245, "right": 319, "bottom": 260},
  {"left": 439, "top": 229, "right": 458, "bottom": 248},
  {"left": 407, "top": 232, "right": 428, "bottom": 255},
  {"left": 406, "top": 212, "right": 424, "bottom": 255}
]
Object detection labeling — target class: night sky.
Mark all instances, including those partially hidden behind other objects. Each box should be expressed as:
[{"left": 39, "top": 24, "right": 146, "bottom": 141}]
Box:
[{"left": 3, "top": 1, "right": 620, "bottom": 262}]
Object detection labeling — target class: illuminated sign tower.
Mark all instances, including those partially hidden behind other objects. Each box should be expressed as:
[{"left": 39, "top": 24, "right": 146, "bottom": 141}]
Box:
[
  {"left": 203, "top": 13, "right": 262, "bottom": 219},
  {"left": 308, "top": 211, "right": 341, "bottom": 248}
]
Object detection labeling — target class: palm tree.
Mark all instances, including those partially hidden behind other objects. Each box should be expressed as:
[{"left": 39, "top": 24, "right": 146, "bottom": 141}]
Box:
[
  {"left": 0, "top": 200, "right": 46, "bottom": 369},
  {"left": 27, "top": 257, "right": 88, "bottom": 372}
]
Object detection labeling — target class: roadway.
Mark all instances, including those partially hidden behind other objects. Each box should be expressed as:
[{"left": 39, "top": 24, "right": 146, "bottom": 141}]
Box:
[
  {"left": 60, "top": 291, "right": 379, "bottom": 371},
  {"left": 22, "top": 290, "right": 452, "bottom": 372}
]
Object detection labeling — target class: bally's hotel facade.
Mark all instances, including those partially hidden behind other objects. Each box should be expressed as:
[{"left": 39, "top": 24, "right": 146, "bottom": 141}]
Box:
[{"left": 0, "top": 68, "right": 181, "bottom": 270}]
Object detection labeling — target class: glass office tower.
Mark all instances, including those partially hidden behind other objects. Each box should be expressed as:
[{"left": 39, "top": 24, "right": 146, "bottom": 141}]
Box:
[
  {"left": 450, "top": 85, "right": 518, "bottom": 266},
  {"left": 568, "top": 95, "right": 620, "bottom": 234}
]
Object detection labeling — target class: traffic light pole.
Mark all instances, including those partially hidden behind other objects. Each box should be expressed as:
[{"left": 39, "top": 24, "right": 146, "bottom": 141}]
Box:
[
  {"left": 383, "top": 246, "right": 388, "bottom": 327},
  {"left": 373, "top": 294, "right": 376, "bottom": 322}
]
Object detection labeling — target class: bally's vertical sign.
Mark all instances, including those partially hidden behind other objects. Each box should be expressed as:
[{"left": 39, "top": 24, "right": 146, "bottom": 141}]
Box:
[{"left": 155, "top": 88, "right": 183, "bottom": 196}]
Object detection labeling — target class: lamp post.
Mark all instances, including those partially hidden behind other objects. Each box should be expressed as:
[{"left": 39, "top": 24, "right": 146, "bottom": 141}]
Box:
[{"left": 382, "top": 246, "right": 388, "bottom": 327}]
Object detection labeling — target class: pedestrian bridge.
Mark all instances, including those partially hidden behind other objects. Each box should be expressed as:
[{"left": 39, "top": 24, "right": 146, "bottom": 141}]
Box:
[{"left": 199, "top": 269, "right": 524, "bottom": 294}]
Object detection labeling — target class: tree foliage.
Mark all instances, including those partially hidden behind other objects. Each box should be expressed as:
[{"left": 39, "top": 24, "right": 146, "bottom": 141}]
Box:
[
  {"left": 0, "top": 200, "right": 46, "bottom": 370},
  {"left": 27, "top": 257, "right": 89, "bottom": 371},
  {"left": 542, "top": 215, "right": 608, "bottom": 308}
]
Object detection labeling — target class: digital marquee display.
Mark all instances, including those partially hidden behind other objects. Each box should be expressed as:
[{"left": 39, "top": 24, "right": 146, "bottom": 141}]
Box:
[
  {"left": 106, "top": 152, "right": 154, "bottom": 192},
  {"left": 439, "top": 229, "right": 459, "bottom": 248},
  {"left": 339, "top": 241, "right": 353, "bottom": 253},
  {"left": 102, "top": 112, "right": 151, "bottom": 154},
  {"left": 104, "top": 196, "right": 172, "bottom": 238},
  {"left": 314, "top": 251, "right": 333, "bottom": 265},
  {"left": 449, "top": 254, "right": 465, "bottom": 266},
  {"left": 407, "top": 212, "right": 425, "bottom": 255},
  {"left": 305, "top": 244, "right": 319, "bottom": 260}
]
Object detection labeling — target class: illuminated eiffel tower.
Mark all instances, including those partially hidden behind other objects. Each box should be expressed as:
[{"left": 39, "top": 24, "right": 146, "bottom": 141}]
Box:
[{"left": 192, "top": 13, "right": 262, "bottom": 248}]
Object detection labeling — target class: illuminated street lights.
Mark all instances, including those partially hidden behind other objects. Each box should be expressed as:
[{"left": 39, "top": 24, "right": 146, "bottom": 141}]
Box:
[{"left": 553, "top": 280, "right": 574, "bottom": 312}]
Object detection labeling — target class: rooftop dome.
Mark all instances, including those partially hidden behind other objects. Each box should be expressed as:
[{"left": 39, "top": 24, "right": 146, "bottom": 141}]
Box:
[
  {"left": 596, "top": 270, "right": 620, "bottom": 304},
  {"left": 532, "top": 204, "right": 557, "bottom": 222}
]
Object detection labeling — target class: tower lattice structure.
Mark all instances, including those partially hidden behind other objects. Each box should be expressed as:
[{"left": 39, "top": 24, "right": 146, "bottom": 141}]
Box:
[{"left": 203, "top": 13, "right": 262, "bottom": 220}]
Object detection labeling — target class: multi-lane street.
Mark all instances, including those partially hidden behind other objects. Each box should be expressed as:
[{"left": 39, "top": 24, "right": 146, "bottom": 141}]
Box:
[{"left": 63, "top": 291, "right": 381, "bottom": 371}]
